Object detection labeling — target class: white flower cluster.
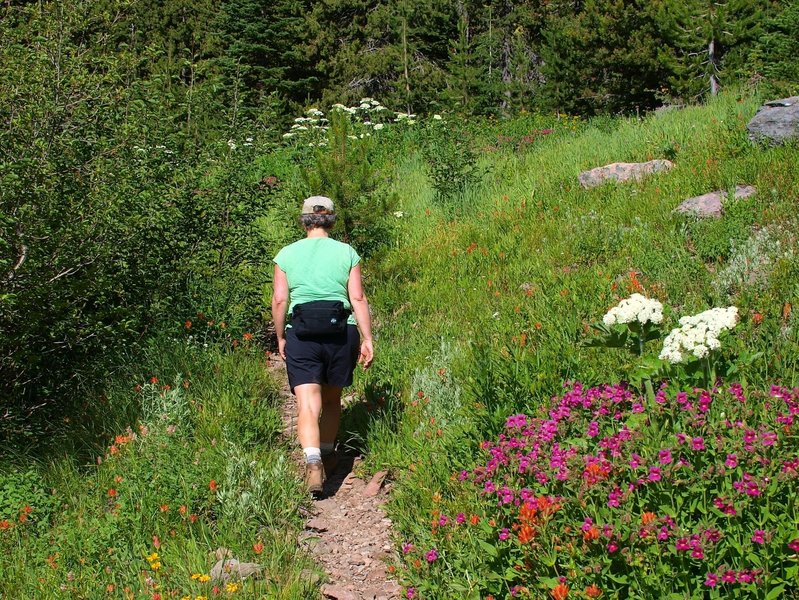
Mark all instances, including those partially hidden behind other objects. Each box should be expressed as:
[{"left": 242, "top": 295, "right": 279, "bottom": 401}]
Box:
[
  {"left": 602, "top": 294, "right": 664, "bottom": 326},
  {"left": 659, "top": 306, "right": 739, "bottom": 363},
  {"left": 284, "top": 100, "right": 389, "bottom": 142}
]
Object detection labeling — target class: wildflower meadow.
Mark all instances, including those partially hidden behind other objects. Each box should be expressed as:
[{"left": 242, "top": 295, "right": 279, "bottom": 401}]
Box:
[{"left": 3, "top": 77, "right": 799, "bottom": 600}]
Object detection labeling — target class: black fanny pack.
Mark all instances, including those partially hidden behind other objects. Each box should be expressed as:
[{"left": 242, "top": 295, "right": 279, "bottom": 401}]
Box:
[{"left": 290, "top": 300, "right": 351, "bottom": 337}]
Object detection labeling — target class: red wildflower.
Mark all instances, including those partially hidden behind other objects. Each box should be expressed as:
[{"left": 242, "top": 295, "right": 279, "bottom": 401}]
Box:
[
  {"left": 551, "top": 583, "right": 569, "bottom": 600},
  {"left": 585, "top": 584, "right": 602, "bottom": 598},
  {"left": 518, "top": 525, "right": 536, "bottom": 544},
  {"left": 185, "top": 320, "right": 192, "bottom": 329},
  {"left": 149, "top": 377, "right": 158, "bottom": 384},
  {"left": 0, "top": 520, "right": 11, "bottom": 530},
  {"left": 107, "top": 488, "right": 117, "bottom": 497},
  {"left": 243, "top": 332, "right": 253, "bottom": 341},
  {"left": 641, "top": 512, "right": 657, "bottom": 525},
  {"left": 253, "top": 542, "right": 263, "bottom": 554},
  {"left": 209, "top": 480, "right": 218, "bottom": 492}
]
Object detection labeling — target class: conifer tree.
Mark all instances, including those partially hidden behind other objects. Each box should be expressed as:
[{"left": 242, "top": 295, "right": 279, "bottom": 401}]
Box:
[
  {"left": 216, "top": 0, "right": 319, "bottom": 113},
  {"left": 653, "top": 0, "right": 771, "bottom": 100},
  {"left": 540, "top": 0, "right": 668, "bottom": 115}
]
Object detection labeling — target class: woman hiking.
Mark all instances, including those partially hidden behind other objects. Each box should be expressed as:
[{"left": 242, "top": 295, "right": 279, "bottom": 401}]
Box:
[{"left": 271, "top": 196, "right": 374, "bottom": 496}]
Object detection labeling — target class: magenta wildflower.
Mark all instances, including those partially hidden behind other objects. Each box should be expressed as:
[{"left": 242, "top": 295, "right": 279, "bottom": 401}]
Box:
[
  {"left": 425, "top": 549, "right": 438, "bottom": 562},
  {"left": 648, "top": 466, "right": 662, "bottom": 482},
  {"left": 455, "top": 512, "right": 466, "bottom": 524},
  {"left": 788, "top": 539, "right": 799, "bottom": 552},
  {"left": 402, "top": 542, "right": 414, "bottom": 554},
  {"left": 658, "top": 449, "right": 673, "bottom": 464},
  {"left": 704, "top": 573, "right": 718, "bottom": 588},
  {"left": 607, "top": 541, "right": 619, "bottom": 553},
  {"left": 406, "top": 587, "right": 416, "bottom": 598},
  {"left": 725, "top": 454, "right": 738, "bottom": 468},
  {"left": 498, "top": 528, "right": 510, "bottom": 541},
  {"left": 721, "top": 570, "right": 737, "bottom": 584},
  {"left": 692, "top": 436, "right": 706, "bottom": 451},
  {"left": 751, "top": 530, "right": 766, "bottom": 544}
]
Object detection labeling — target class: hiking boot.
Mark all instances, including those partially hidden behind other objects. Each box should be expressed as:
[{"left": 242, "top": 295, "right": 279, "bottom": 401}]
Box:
[
  {"left": 322, "top": 451, "right": 339, "bottom": 477},
  {"left": 305, "top": 463, "right": 324, "bottom": 496}
]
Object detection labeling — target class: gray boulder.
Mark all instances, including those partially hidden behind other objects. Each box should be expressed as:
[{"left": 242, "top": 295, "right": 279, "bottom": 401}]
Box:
[
  {"left": 674, "top": 185, "right": 757, "bottom": 218},
  {"left": 578, "top": 160, "right": 674, "bottom": 189},
  {"left": 747, "top": 97, "right": 799, "bottom": 145},
  {"left": 210, "top": 558, "right": 264, "bottom": 582}
]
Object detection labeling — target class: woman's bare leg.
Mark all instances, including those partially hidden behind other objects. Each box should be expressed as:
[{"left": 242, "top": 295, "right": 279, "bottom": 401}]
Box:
[
  {"left": 295, "top": 383, "right": 322, "bottom": 449},
  {"left": 320, "top": 385, "right": 343, "bottom": 445}
]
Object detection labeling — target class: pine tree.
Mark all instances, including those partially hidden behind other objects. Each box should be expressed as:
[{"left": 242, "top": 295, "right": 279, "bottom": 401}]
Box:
[
  {"left": 654, "top": 0, "right": 771, "bottom": 100},
  {"left": 216, "top": 0, "right": 319, "bottom": 114},
  {"left": 748, "top": 0, "right": 799, "bottom": 96},
  {"left": 540, "top": 0, "right": 669, "bottom": 115}
]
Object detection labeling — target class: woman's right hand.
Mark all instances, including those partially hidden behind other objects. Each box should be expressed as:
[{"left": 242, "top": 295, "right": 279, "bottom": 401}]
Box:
[{"left": 359, "top": 339, "right": 374, "bottom": 369}]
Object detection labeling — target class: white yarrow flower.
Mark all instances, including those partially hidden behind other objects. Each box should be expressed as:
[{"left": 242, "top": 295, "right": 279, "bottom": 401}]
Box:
[
  {"left": 373, "top": 123, "right": 384, "bottom": 130},
  {"left": 659, "top": 306, "right": 738, "bottom": 364},
  {"left": 603, "top": 294, "right": 664, "bottom": 326}
]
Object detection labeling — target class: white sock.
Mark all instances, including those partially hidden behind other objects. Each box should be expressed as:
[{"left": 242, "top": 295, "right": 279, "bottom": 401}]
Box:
[
  {"left": 320, "top": 442, "right": 335, "bottom": 455},
  {"left": 303, "top": 447, "right": 322, "bottom": 464}
]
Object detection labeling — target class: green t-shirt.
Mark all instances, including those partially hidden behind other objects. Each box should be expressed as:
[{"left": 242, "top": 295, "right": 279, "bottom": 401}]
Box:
[{"left": 273, "top": 237, "right": 360, "bottom": 326}]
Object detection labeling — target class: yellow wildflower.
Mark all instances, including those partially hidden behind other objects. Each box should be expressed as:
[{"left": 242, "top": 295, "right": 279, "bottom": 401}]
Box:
[
  {"left": 225, "top": 582, "right": 240, "bottom": 593},
  {"left": 198, "top": 574, "right": 210, "bottom": 583},
  {"left": 146, "top": 552, "right": 159, "bottom": 562},
  {"left": 150, "top": 561, "right": 161, "bottom": 570},
  {"left": 181, "top": 596, "right": 191, "bottom": 600},
  {"left": 195, "top": 596, "right": 209, "bottom": 600}
]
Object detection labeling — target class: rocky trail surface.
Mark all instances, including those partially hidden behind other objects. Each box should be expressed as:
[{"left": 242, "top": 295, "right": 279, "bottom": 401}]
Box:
[{"left": 267, "top": 353, "right": 401, "bottom": 600}]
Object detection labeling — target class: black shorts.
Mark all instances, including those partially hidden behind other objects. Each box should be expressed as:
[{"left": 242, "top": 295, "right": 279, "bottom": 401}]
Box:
[{"left": 284, "top": 325, "right": 360, "bottom": 393}]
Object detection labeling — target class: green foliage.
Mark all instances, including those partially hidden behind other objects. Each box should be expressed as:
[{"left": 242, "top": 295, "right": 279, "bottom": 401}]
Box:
[
  {"left": 421, "top": 117, "right": 484, "bottom": 206},
  {"left": 748, "top": 0, "right": 799, "bottom": 97},
  {"left": 0, "top": 336, "right": 316, "bottom": 598},
  {"left": 299, "top": 106, "right": 398, "bottom": 258},
  {"left": 685, "top": 192, "right": 760, "bottom": 262}
]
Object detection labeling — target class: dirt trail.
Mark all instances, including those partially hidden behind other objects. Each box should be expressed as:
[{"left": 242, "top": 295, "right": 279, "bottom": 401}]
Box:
[{"left": 267, "top": 354, "right": 401, "bottom": 600}]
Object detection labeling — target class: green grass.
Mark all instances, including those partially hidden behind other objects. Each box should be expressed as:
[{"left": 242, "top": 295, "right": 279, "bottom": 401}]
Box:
[
  {"left": 338, "top": 91, "right": 799, "bottom": 597},
  {"left": 0, "top": 332, "right": 317, "bottom": 599}
]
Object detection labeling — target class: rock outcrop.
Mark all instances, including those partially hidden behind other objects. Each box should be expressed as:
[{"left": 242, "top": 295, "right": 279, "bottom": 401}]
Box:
[
  {"left": 747, "top": 97, "right": 799, "bottom": 145},
  {"left": 674, "top": 185, "right": 757, "bottom": 218},
  {"left": 578, "top": 160, "right": 674, "bottom": 189}
]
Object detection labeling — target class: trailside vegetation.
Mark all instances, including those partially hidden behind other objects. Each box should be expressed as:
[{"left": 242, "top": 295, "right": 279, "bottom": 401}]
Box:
[{"left": 2, "top": 0, "right": 799, "bottom": 597}]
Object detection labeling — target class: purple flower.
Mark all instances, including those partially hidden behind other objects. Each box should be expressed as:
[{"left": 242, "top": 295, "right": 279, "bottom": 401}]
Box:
[
  {"left": 582, "top": 517, "right": 594, "bottom": 532},
  {"left": 456, "top": 512, "right": 465, "bottom": 524},
  {"left": 658, "top": 449, "right": 673, "bottom": 464},
  {"left": 425, "top": 549, "right": 438, "bottom": 562},
  {"left": 704, "top": 573, "right": 718, "bottom": 588},
  {"left": 751, "top": 530, "right": 766, "bottom": 544},
  {"left": 675, "top": 538, "right": 690, "bottom": 551},
  {"left": 607, "top": 541, "right": 619, "bottom": 553},
  {"left": 692, "top": 436, "right": 705, "bottom": 451},
  {"left": 586, "top": 421, "right": 599, "bottom": 437},
  {"left": 691, "top": 548, "right": 705, "bottom": 560},
  {"left": 721, "top": 570, "right": 737, "bottom": 584},
  {"left": 657, "top": 526, "right": 670, "bottom": 541},
  {"left": 406, "top": 587, "right": 416, "bottom": 599},
  {"left": 438, "top": 515, "right": 448, "bottom": 527},
  {"left": 788, "top": 539, "right": 799, "bottom": 552},
  {"left": 648, "top": 466, "right": 662, "bottom": 482},
  {"left": 498, "top": 528, "right": 510, "bottom": 541},
  {"left": 738, "top": 571, "right": 754, "bottom": 584},
  {"left": 725, "top": 454, "right": 738, "bottom": 468},
  {"left": 402, "top": 542, "right": 414, "bottom": 554}
]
